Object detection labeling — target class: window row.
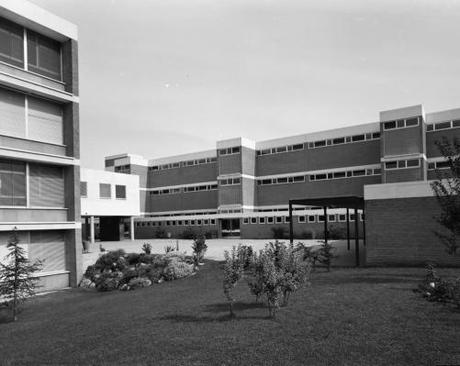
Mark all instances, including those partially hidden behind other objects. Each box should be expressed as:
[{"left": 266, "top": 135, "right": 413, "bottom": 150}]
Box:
[
  {"left": 149, "top": 157, "right": 217, "bottom": 171},
  {"left": 218, "top": 146, "right": 241, "bottom": 156},
  {"left": 114, "top": 165, "right": 130, "bottom": 174},
  {"left": 427, "top": 161, "right": 450, "bottom": 170},
  {"left": 0, "top": 159, "right": 64, "bottom": 207},
  {"left": 136, "top": 218, "right": 217, "bottom": 227},
  {"left": 309, "top": 168, "right": 381, "bottom": 181},
  {"left": 308, "top": 132, "right": 380, "bottom": 149},
  {"left": 0, "top": 88, "right": 64, "bottom": 145},
  {"left": 0, "top": 16, "right": 62, "bottom": 80},
  {"left": 149, "top": 184, "right": 218, "bottom": 196},
  {"left": 243, "top": 213, "right": 364, "bottom": 225},
  {"left": 384, "top": 159, "right": 420, "bottom": 170},
  {"left": 80, "top": 182, "right": 126, "bottom": 199},
  {"left": 426, "top": 119, "right": 460, "bottom": 132},
  {"left": 256, "top": 168, "right": 380, "bottom": 186},
  {"left": 256, "top": 143, "right": 304, "bottom": 156},
  {"left": 219, "top": 177, "right": 241, "bottom": 186},
  {"left": 383, "top": 116, "right": 420, "bottom": 131},
  {"left": 146, "top": 210, "right": 217, "bottom": 218}
]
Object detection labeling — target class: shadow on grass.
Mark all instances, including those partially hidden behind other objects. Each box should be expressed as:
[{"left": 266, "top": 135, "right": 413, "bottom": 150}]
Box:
[
  {"left": 155, "top": 302, "right": 270, "bottom": 323},
  {"left": 0, "top": 308, "right": 14, "bottom": 324}
]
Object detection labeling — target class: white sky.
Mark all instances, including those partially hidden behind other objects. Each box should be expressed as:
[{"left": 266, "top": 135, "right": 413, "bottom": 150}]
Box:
[{"left": 31, "top": 0, "right": 460, "bottom": 169}]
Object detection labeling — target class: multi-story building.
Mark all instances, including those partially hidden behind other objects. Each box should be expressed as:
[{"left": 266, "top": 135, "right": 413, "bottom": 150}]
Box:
[
  {"left": 0, "top": 0, "right": 81, "bottom": 290},
  {"left": 106, "top": 104, "right": 460, "bottom": 245}
]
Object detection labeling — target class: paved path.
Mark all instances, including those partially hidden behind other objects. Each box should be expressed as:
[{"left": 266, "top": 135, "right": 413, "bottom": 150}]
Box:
[{"left": 82, "top": 238, "right": 364, "bottom": 271}]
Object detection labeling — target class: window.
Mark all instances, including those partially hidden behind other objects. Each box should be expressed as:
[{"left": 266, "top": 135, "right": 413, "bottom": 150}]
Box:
[
  {"left": 267, "top": 217, "right": 274, "bottom": 224},
  {"left": 259, "top": 217, "right": 266, "bottom": 224},
  {"left": 115, "top": 185, "right": 126, "bottom": 199},
  {"left": 385, "top": 161, "right": 397, "bottom": 170},
  {"left": 338, "top": 214, "right": 346, "bottom": 222},
  {"left": 351, "top": 134, "right": 365, "bottom": 142},
  {"left": 80, "top": 181, "right": 87, "bottom": 197},
  {"left": 29, "top": 164, "right": 64, "bottom": 207},
  {"left": 318, "top": 215, "right": 325, "bottom": 223},
  {"left": 308, "top": 215, "right": 315, "bottom": 223},
  {"left": 275, "top": 216, "right": 283, "bottom": 224},
  {"left": 28, "top": 96, "right": 63, "bottom": 145},
  {"left": 210, "top": 219, "right": 216, "bottom": 225},
  {"left": 99, "top": 183, "right": 111, "bottom": 198},
  {"left": 27, "top": 31, "right": 62, "bottom": 80},
  {"left": 0, "top": 159, "right": 26, "bottom": 206},
  {"left": 0, "top": 88, "right": 25, "bottom": 139},
  {"left": 298, "top": 216, "right": 306, "bottom": 223},
  {"left": 384, "top": 121, "right": 396, "bottom": 130},
  {"left": 0, "top": 17, "right": 24, "bottom": 67},
  {"left": 250, "top": 217, "right": 257, "bottom": 224},
  {"left": 243, "top": 217, "right": 249, "bottom": 224},
  {"left": 435, "top": 121, "right": 451, "bottom": 130}
]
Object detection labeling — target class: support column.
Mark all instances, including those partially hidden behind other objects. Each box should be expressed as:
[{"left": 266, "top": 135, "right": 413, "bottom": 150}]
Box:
[
  {"left": 130, "top": 216, "right": 135, "bottom": 241},
  {"left": 362, "top": 211, "right": 366, "bottom": 247},
  {"left": 354, "top": 208, "right": 360, "bottom": 267},
  {"left": 289, "top": 201, "right": 294, "bottom": 244},
  {"left": 323, "top": 206, "right": 328, "bottom": 244},
  {"left": 90, "top": 216, "right": 95, "bottom": 244},
  {"left": 346, "top": 208, "right": 350, "bottom": 251}
]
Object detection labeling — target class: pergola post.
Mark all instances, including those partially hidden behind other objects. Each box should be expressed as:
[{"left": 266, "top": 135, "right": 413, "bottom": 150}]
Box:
[
  {"left": 362, "top": 211, "right": 366, "bottom": 247},
  {"left": 323, "top": 206, "right": 328, "bottom": 244},
  {"left": 354, "top": 208, "right": 360, "bottom": 267},
  {"left": 289, "top": 201, "right": 294, "bottom": 244},
  {"left": 90, "top": 216, "right": 95, "bottom": 244},
  {"left": 346, "top": 208, "right": 350, "bottom": 251}
]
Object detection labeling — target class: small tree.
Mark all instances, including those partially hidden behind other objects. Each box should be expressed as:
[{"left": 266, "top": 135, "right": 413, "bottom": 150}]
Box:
[
  {"left": 430, "top": 137, "right": 460, "bottom": 255},
  {"left": 0, "top": 231, "right": 42, "bottom": 321},
  {"left": 141, "top": 243, "right": 152, "bottom": 254},
  {"left": 317, "top": 241, "right": 335, "bottom": 271},
  {"left": 223, "top": 246, "right": 244, "bottom": 317},
  {"left": 192, "top": 235, "right": 208, "bottom": 266}
]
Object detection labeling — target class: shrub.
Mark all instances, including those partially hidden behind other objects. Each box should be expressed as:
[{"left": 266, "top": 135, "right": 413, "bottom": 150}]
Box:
[
  {"left": 271, "top": 227, "right": 287, "bottom": 239},
  {"left": 328, "top": 225, "right": 347, "bottom": 240},
  {"left": 138, "top": 265, "right": 163, "bottom": 283},
  {"left": 128, "top": 277, "right": 152, "bottom": 289},
  {"left": 296, "top": 244, "right": 320, "bottom": 270},
  {"left": 204, "top": 230, "right": 217, "bottom": 239},
  {"left": 192, "top": 235, "right": 208, "bottom": 265},
  {"left": 126, "top": 253, "right": 141, "bottom": 267},
  {"left": 162, "top": 258, "right": 194, "bottom": 281},
  {"left": 142, "top": 243, "right": 152, "bottom": 254},
  {"left": 155, "top": 228, "right": 168, "bottom": 239},
  {"left": 237, "top": 245, "right": 254, "bottom": 270},
  {"left": 84, "top": 265, "right": 98, "bottom": 282},
  {"left": 298, "top": 230, "right": 313, "bottom": 240},
  {"left": 95, "top": 250, "right": 127, "bottom": 272},
  {"left": 119, "top": 268, "right": 139, "bottom": 286},
  {"left": 95, "top": 272, "right": 121, "bottom": 292},
  {"left": 180, "top": 227, "right": 196, "bottom": 239},
  {"left": 223, "top": 245, "right": 245, "bottom": 317},
  {"left": 164, "top": 245, "right": 176, "bottom": 254},
  {"left": 317, "top": 241, "right": 335, "bottom": 271},
  {"left": 417, "top": 264, "right": 460, "bottom": 308}
]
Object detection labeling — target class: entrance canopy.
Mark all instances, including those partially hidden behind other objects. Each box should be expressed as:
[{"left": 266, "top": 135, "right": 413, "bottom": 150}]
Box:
[
  {"left": 289, "top": 195, "right": 364, "bottom": 210},
  {"left": 288, "top": 195, "right": 365, "bottom": 266}
]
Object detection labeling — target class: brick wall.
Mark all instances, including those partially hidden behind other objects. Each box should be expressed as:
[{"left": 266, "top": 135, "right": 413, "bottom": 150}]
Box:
[{"left": 365, "top": 196, "right": 460, "bottom": 266}]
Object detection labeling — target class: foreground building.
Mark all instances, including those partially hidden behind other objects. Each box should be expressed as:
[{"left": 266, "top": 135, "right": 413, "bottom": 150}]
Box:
[
  {"left": 106, "top": 105, "right": 460, "bottom": 265},
  {"left": 0, "top": 0, "right": 81, "bottom": 289}
]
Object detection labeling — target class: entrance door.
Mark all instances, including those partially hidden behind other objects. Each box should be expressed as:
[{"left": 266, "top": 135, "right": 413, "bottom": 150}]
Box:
[{"left": 221, "top": 219, "right": 240, "bottom": 237}]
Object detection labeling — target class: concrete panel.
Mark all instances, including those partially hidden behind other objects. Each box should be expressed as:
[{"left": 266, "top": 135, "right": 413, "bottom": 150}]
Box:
[
  {"left": 384, "top": 168, "right": 423, "bottom": 183},
  {"left": 0, "top": 208, "right": 67, "bottom": 222},
  {"left": 241, "top": 146, "right": 256, "bottom": 176},
  {"left": 382, "top": 126, "right": 422, "bottom": 157},
  {"left": 0, "top": 134, "right": 66, "bottom": 156}
]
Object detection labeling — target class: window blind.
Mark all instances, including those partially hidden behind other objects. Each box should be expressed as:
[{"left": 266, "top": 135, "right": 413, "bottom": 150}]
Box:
[
  {"left": 27, "top": 31, "right": 61, "bottom": 80},
  {"left": 29, "top": 164, "right": 64, "bottom": 207},
  {"left": 0, "top": 159, "right": 26, "bottom": 206},
  {"left": 0, "top": 88, "right": 26, "bottom": 139},
  {"left": 28, "top": 96, "right": 63, "bottom": 145},
  {"left": 29, "top": 231, "right": 66, "bottom": 272},
  {"left": 0, "top": 17, "right": 24, "bottom": 67}
]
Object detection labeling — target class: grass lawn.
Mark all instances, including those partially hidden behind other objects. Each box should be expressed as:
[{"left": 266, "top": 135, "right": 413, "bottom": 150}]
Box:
[{"left": 1, "top": 263, "right": 459, "bottom": 366}]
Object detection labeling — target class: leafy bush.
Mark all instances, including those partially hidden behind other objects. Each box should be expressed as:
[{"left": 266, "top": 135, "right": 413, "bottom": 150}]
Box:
[
  {"left": 84, "top": 265, "right": 98, "bottom": 282},
  {"left": 417, "top": 264, "right": 460, "bottom": 308},
  {"left": 328, "top": 225, "right": 347, "bottom": 240},
  {"left": 126, "top": 253, "right": 141, "bottom": 267},
  {"left": 95, "top": 272, "right": 121, "bottom": 292},
  {"left": 204, "top": 230, "right": 217, "bottom": 239},
  {"left": 155, "top": 228, "right": 168, "bottom": 239},
  {"left": 138, "top": 265, "right": 163, "bottom": 283},
  {"left": 192, "top": 235, "right": 208, "bottom": 265},
  {"left": 128, "top": 277, "right": 152, "bottom": 289},
  {"left": 296, "top": 244, "right": 320, "bottom": 270},
  {"left": 180, "top": 227, "right": 196, "bottom": 239},
  {"left": 271, "top": 227, "right": 287, "bottom": 239},
  {"left": 223, "top": 245, "right": 245, "bottom": 317},
  {"left": 317, "top": 241, "right": 335, "bottom": 271},
  {"left": 142, "top": 243, "right": 152, "bottom": 254},
  {"left": 119, "top": 268, "right": 139, "bottom": 286},
  {"left": 163, "top": 258, "right": 194, "bottom": 281},
  {"left": 94, "top": 250, "right": 127, "bottom": 272}
]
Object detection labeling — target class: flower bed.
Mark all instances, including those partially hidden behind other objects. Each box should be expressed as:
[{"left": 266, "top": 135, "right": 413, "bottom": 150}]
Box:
[{"left": 79, "top": 249, "right": 196, "bottom": 292}]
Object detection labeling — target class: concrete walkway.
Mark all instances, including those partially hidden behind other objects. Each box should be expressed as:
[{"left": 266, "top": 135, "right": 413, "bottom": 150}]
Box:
[{"left": 82, "top": 238, "right": 364, "bottom": 272}]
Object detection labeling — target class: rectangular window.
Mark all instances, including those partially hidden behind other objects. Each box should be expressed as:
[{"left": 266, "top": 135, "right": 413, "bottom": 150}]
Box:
[
  {"left": 298, "top": 216, "right": 306, "bottom": 223},
  {"left": 259, "top": 217, "right": 266, "bottom": 224},
  {"left": 99, "top": 183, "right": 111, "bottom": 198},
  {"left": 292, "top": 144, "right": 304, "bottom": 150},
  {"left": 27, "top": 96, "right": 63, "bottom": 145},
  {"left": 284, "top": 216, "right": 291, "bottom": 223},
  {"left": 333, "top": 172, "right": 346, "bottom": 179},
  {"left": 276, "top": 146, "right": 287, "bottom": 153},
  {"left": 29, "top": 164, "right": 64, "bottom": 207},
  {"left": 318, "top": 215, "right": 325, "bottom": 223},
  {"left": 385, "top": 161, "right": 397, "bottom": 170},
  {"left": 243, "top": 217, "right": 249, "bottom": 224},
  {"left": 0, "top": 17, "right": 24, "bottom": 68},
  {"left": 384, "top": 121, "right": 396, "bottom": 130},
  {"left": 338, "top": 214, "right": 346, "bottom": 222},
  {"left": 405, "top": 117, "right": 418, "bottom": 127},
  {"left": 328, "top": 214, "right": 336, "bottom": 222},
  {"left": 0, "top": 88, "right": 26, "bottom": 139},
  {"left": 250, "top": 217, "right": 257, "bottom": 224},
  {"left": 275, "top": 216, "right": 283, "bottom": 224},
  {"left": 426, "top": 124, "right": 434, "bottom": 132},
  {"left": 115, "top": 185, "right": 126, "bottom": 199},
  {"left": 372, "top": 132, "right": 380, "bottom": 139},
  {"left": 406, "top": 159, "right": 419, "bottom": 168},
  {"left": 453, "top": 120, "right": 460, "bottom": 128},
  {"left": 435, "top": 121, "right": 451, "bottom": 130},
  {"left": 210, "top": 219, "right": 216, "bottom": 225},
  {"left": 308, "top": 215, "right": 315, "bottom": 223},
  {"left": 292, "top": 176, "right": 305, "bottom": 183},
  {"left": 267, "top": 217, "right": 274, "bottom": 224},
  {"left": 436, "top": 161, "right": 450, "bottom": 169},
  {"left": 27, "top": 31, "right": 62, "bottom": 80},
  {"left": 80, "top": 181, "right": 87, "bottom": 197},
  {"left": 314, "top": 140, "right": 326, "bottom": 148},
  {"left": 0, "top": 159, "right": 26, "bottom": 206},
  {"left": 332, "top": 137, "right": 345, "bottom": 145},
  {"left": 351, "top": 134, "right": 365, "bottom": 142},
  {"left": 29, "top": 231, "right": 66, "bottom": 272},
  {"left": 232, "top": 147, "right": 240, "bottom": 154}
]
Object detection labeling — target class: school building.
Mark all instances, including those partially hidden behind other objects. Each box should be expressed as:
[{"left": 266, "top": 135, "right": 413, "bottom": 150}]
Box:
[{"left": 106, "top": 104, "right": 460, "bottom": 266}]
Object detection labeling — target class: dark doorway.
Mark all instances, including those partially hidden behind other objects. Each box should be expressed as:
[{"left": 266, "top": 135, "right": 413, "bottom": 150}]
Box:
[{"left": 221, "top": 218, "right": 240, "bottom": 237}]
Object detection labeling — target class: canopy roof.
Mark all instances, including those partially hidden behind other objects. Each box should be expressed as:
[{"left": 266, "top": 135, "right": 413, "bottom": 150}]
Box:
[{"left": 289, "top": 195, "right": 364, "bottom": 210}]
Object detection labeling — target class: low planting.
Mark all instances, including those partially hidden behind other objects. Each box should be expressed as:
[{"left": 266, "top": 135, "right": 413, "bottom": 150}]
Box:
[{"left": 80, "top": 248, "right": 196, "bottom": 292}]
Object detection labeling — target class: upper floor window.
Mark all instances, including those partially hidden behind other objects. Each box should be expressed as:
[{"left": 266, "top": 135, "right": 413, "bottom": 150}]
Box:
[
  {"left": 0, "top": 159, "right": 26, "bottom": 206},
  {"left": 115, "top": 185, "right": 126, "bottom": 199},
  {"left": 383, "top": 116, "right": 420, "bottom": 131},
  {"left": 80, "top": 182, "right": 87, "bottom": 197},
  {"left": 99, "top": 183, "right": 111, "bottom": 199},
  {"left": 0, "top": 17, "right": 24, "bottom": 68},
  {"left": 219, "top": 146, "right": 240, "bottom": 156},
  {"left": 27, "top": 31, "right": 62, "bottom": 80}
]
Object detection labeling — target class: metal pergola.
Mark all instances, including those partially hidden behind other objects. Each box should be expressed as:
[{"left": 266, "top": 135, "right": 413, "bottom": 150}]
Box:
[{"left": 288, "top": 196, "right": 365, "bottom": 266}]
